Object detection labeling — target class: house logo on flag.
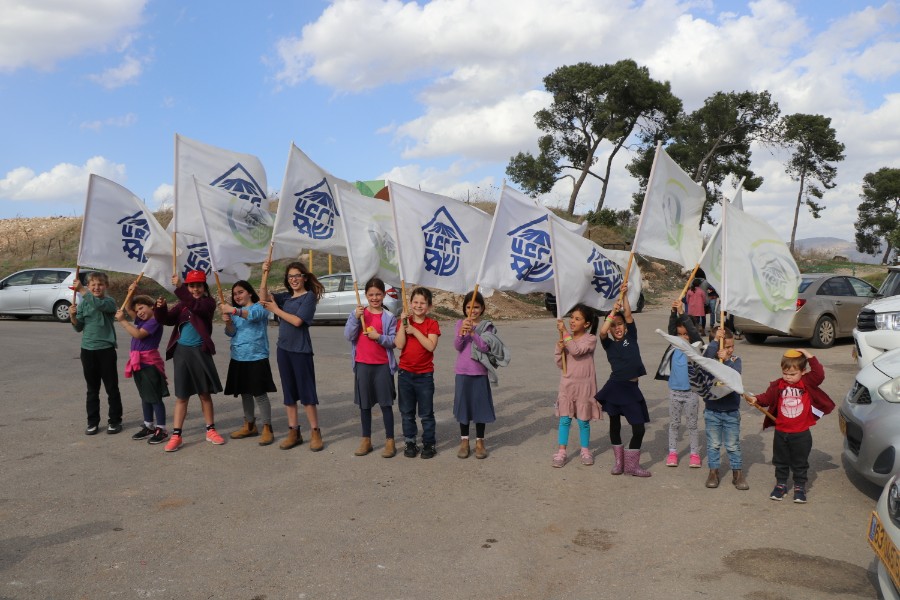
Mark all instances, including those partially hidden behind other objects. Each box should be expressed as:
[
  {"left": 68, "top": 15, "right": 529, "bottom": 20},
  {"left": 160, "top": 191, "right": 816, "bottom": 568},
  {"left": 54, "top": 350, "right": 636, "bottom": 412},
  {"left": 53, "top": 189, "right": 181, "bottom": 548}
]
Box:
[
  {"left": 117, "top": 210, "right": 151, "bottom": 264},
  {"left": 182, "top": 242, "right": 213, "bottom": 279},
  {"left": 210, "top": 163, "right": 266, "bottom": 207},
  {"left": 588, "top": 247, "right": 623, "bottom": 299},
  {"left": 422, "top": 207, "right": 468, "bottom": 277},
  {"left": 291, "top": 178, "right": 339, "bottom": 241},
  {"left": 507, "top": 216, "right": 553, "bottom": 283}
]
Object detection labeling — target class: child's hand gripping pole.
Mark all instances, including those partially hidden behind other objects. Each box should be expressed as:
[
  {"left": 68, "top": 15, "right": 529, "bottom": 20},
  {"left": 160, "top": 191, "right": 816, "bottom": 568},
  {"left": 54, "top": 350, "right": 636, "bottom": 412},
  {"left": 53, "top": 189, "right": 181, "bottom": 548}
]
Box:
[
  {"left": 742, "top": 393, "right": 776, "bottom": 423},
  {"left": 557, "top": 319, "right": 568, "bottom": 376},
  {"left": 118, "top": 273, "right": 144, "bottom": 313},
  {"left": 353, "top": 280, "right": 365, "bottom": 331},
  {"left": 679, "top": 263, "right": 701, "bottom": 303}
]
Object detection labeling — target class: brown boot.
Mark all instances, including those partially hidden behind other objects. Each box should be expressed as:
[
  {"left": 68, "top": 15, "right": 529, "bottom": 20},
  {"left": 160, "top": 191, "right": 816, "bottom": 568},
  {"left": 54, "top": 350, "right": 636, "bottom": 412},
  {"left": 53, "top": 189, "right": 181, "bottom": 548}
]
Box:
[
  {"left": 457, "top": 438, "right": 470, "bottom": 459},
  {"left": 706, "top": 468, "right": 720, "bottom": 488},
  {"left": 732, "top": 469, "right": 749, "bottom": 490},
  {"left": 382, "top": 438, "right": 396, "bottom": 458},
  {"left": 279, "top": 427, "right": 303, "bottom": 450},
  {"left": 258, "top": 424, "right": 274, "bottom": 446},
  {"left": 474, "top": 438, "right": 488, "bottom": 459},
  {"left": 230, "top": 420, "right": 258, "bottom": 439},
  {"left": 309, "top": 427, "right": 324, "bottom": 452},
  {"left": 354, "top": 437, "right": 373, "bottom": 456}
]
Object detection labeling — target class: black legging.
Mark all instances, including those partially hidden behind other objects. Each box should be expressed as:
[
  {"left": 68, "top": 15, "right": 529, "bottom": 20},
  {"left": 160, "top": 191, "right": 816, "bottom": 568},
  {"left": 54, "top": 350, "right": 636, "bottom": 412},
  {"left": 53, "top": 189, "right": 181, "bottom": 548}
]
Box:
[
  {"left": 459, "top": 422, "right": 486, "bottom": 438},
  {"left": 609, "top": 415, "right": 645, "bottom": 449}
]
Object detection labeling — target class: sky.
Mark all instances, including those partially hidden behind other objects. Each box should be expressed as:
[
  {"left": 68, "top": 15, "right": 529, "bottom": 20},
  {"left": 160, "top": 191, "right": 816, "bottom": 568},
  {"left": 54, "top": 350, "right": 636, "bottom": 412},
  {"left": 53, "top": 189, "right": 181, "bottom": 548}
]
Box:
[{"left": 1, "top": 0, "right": 898, "bottom": 248}]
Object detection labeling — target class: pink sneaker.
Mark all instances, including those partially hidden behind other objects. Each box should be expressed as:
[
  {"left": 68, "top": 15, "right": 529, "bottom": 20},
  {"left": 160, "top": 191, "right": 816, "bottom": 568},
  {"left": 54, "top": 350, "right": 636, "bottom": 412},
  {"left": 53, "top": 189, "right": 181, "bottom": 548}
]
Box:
[
  {"left": 164, "top": 434, "right": 183, "bottom": 452},
  {"left": 666, "top": 451, "right": 678, "bottom": 467},
  {"left": 689, "top": 453, "right": 702, "bottom": 468},
  {"left": 580, "top": 448, "right": 594, "bottom": 466},
  {"left": 552, "top": 449, "right": 567, "bottom": 468},
  {"left": 206, "top": 428, "right": 225, "bottom": 445}
]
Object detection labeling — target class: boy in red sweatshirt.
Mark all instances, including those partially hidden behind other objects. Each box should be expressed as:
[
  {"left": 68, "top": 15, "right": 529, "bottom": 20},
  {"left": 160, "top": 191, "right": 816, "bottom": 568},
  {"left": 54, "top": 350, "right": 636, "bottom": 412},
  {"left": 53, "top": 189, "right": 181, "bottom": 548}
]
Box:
[{"left": 747, "top": 349, "right": 834, "bottom": 504}]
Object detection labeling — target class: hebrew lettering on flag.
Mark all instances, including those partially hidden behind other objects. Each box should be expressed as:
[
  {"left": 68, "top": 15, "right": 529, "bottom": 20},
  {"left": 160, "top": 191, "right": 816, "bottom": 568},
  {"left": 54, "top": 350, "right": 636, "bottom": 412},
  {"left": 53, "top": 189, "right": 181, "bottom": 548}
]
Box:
[
  {"left": 633, "top": 146, "right": 704, "bottom": 269},
  {"left": 271, "top": 143, "right": 356, "bottom": 259},
  {"left": 174, "top": 134, "right": 267, "bottom": 238},
  {"left": 77, "top": 174, "right": 171, "bottom": 288},
  {"left": 389, "top": 181, "right": 491, "bottom": 295}
]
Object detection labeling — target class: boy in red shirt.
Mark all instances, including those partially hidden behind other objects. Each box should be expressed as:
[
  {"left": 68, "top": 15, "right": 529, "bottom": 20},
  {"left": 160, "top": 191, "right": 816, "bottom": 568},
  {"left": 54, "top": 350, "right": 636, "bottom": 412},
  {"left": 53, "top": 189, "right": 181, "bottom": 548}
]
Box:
[
  {"left": 395, "top": 287, "right": 441, "bottom": 459},
  {"left": 747, "top": 349, "right": 835, "bottom": 503}
]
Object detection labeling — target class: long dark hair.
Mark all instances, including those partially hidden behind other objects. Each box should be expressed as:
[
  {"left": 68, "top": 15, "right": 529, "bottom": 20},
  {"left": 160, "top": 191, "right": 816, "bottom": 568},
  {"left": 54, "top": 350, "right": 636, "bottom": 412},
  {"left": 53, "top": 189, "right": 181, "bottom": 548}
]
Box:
[
  {"left": 571, "top": 303, "right": 599, "bottom": 335},
  {"left": 231, "top": 280, "right": 260, "bottom": 306},
  {"left": 283, "top": 262, "right": 324, "bottom": 302},
  {"left": 462, "top": 290, "right": 485, "bottom": 317}
]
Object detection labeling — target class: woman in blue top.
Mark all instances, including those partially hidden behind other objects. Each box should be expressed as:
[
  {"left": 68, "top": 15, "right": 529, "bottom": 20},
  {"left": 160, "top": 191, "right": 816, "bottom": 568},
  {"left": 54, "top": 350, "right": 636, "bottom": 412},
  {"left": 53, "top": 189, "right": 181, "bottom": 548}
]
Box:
[
  {"left": 221, "top": 280, "right": 277, "bottom": 446},
  {"left": 260, "top": 260, "right": 325, "bottom": 452}
]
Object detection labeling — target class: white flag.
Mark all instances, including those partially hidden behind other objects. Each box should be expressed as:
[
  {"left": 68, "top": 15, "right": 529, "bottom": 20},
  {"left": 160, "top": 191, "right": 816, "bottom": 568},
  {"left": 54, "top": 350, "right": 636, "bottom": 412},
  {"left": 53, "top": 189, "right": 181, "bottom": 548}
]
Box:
[
  {"left": 192, "top": 177, "right": 273, "bottom": 270},
  {"left": 389, "top": 181, "right": 491, "bottom": 295},
  {"left": 550, "top": 219, "right": 641, "bottom": 318},
  {"left": 271, "top": 143, "right": 356, "bottom": 259},
  {"left": 633, "top": 146, "right": 704, "bottom": 269},
  {"left": 163, "top": 220, "right": 250, "bottom": 286},
  {"left": 77, "top": 174, "right": 172, "bottom": 288},
  {"left": 174, "top": 134, "right": 267, "bottom": 238},
  {"left": 333, "top": 186, "right": 400, "bottom": 285},
  {"left": 718, "top": 196, "right": 801, "bottom": 332},
  {"left": 699, "top": 186, "right": 744, "bottom": 294},
  {"left": 656, "top": 330, "right": 744, "bottom": 395}
]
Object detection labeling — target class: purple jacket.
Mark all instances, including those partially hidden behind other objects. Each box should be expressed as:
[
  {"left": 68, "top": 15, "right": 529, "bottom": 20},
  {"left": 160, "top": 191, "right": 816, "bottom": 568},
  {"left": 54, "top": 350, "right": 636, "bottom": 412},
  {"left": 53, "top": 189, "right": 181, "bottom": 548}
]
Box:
[
  {"left": 154, "top": 285, "right": 216, "bottom": 360},
  {"left": 453, "top": 319, "right": 490, "bottom": 376}
]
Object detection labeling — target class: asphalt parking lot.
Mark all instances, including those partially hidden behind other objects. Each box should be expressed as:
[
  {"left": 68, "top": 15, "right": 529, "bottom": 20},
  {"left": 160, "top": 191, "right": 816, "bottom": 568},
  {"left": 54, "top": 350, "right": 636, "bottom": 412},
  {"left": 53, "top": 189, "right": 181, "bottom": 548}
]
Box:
[{"left": 0, "top": 307, "right": 885, "bottom": 599}]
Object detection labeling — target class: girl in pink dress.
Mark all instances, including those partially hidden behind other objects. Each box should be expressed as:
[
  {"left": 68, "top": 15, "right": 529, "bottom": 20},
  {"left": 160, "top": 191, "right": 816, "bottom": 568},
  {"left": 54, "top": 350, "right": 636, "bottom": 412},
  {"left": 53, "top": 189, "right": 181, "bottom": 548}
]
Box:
[{"left": 552, "top": 304, "right": 601, "bottom": 467}]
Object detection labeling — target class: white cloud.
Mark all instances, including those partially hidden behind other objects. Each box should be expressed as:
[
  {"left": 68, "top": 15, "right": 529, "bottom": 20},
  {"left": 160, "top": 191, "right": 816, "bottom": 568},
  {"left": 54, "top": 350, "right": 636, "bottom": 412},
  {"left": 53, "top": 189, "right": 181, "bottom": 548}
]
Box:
[
  {"left": 153, "top": 183, "right": 174, "bottom": 210},
  {"left": 0, "top": 157, "right": 126, "bottom": 205},
  {"left": 88, "top": 54, "right": 144, "bottom": 88},
  {"left": 79, "top": 113, "right": 138, "bottom": 131},
  {"left": 0, "top": 0, "right": 147, "bottom": 72}
]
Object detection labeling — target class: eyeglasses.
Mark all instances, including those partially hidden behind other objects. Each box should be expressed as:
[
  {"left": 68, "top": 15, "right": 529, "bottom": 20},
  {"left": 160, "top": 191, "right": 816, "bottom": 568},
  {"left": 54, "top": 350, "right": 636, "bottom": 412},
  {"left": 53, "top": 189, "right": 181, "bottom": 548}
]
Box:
[{"left": 287, "top": 274, "right": 304, "bottom": 280}]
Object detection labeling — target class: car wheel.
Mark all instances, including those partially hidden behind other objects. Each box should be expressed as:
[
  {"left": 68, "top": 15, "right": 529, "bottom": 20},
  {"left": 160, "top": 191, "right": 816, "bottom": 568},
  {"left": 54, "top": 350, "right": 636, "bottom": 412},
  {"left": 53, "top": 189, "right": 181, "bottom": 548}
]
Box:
[
  {"left": 743, "top": 333, "right": 768, "bottom": 344},
  {"left": 811, "top": 315, "right": 836, "bottom": 349},
  {"left": 13, "top": 315, "right": 33, "bottom": 320},
  {"left": 634, "top": 293, "right": 645, "bottom": 314},
  {"left": 54, "top": 301, "right": 71, "bottom": 323}
]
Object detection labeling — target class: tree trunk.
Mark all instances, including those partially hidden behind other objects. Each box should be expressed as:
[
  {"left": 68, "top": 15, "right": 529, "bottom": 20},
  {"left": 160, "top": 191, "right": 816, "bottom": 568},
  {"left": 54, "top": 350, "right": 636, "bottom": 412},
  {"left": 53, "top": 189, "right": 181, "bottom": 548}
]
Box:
[
  {"left": 594, "top": 137, "right": 626, "bottom": 213},
  {"left": 566, "top": 138, "right": 602, "bottom": 215},
  {"left": 789, "top": 166, "right": 807, "bottom": 253},
  {"left": 883, "top": 241, "right": 894, "bottom": 265}
]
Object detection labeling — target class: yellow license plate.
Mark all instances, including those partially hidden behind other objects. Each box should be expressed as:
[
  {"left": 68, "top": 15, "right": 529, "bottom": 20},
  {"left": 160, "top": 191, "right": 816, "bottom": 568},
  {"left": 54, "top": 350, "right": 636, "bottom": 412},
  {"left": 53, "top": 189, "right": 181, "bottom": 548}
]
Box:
[
  {"left": 869, "top": 512, "right": 900, "bottom": 592},
  {"left": 839, "top": 413, "right": 847, "bottom": 436}
]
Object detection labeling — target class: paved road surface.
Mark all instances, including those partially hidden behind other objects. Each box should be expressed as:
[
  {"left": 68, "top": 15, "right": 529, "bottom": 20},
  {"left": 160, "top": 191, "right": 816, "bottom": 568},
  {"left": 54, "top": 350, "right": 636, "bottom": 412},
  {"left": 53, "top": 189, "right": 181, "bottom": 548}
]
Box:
[{"left": 0, "top": 307, "right": 884, "bottom": 599}]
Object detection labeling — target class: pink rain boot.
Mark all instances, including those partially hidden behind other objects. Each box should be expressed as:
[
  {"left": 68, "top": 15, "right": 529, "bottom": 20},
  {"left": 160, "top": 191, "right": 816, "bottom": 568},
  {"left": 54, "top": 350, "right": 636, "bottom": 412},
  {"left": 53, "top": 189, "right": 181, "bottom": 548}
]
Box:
[
  {"left": 624, "top": 448, "right": 652, "bottom": 477},
  {"left": 611, "top": 444, "right": 625, "bottom": 475}
]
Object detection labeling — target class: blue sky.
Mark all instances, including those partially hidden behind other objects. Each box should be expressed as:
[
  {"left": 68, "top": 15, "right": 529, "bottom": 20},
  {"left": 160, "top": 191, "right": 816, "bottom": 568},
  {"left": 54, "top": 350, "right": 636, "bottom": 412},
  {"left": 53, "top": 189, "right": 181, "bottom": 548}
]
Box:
[{"left": 1, "top": 0, "right": 899, "bottom": 246}]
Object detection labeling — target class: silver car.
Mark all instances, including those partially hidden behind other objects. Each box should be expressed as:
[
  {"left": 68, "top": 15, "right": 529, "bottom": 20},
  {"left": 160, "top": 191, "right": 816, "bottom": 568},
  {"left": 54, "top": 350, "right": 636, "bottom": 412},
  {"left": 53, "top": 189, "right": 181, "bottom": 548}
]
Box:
[
  {"left": 0, "top": 268, "right": 87, "bottom": 322},
  {"left": 314, "top": 273, "right": 402, "bottom": 322},
  {"left": 869, "top": 474, "right": 900, "bottom": 600},
  {"left": 735, "top": 273, "right": 878, "bottom": 348},
  {"left": 841, "top": 347, "right": 900, "bottom": 486}
]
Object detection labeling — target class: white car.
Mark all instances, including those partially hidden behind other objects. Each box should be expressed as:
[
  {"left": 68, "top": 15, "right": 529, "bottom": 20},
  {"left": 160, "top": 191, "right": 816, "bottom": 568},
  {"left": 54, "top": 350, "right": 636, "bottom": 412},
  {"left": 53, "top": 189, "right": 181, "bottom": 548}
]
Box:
[
  {"left": 314, "top": 273, "right": 402, "bottom": 322},
  {"left": 855, "top": 266, "right": 900, "bottom": 366},
  {"left": 0, "top": 268, "right": 87, "bottom": 322},
  {"left": 869, "top": 474, "right": 900, "bottom": 600}
]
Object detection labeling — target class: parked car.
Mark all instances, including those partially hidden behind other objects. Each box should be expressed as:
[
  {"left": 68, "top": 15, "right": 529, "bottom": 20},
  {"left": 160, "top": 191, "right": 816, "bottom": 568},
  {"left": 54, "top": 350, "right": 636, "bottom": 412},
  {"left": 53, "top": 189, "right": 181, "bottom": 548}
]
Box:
[
  {"left": 868, "top": 474, "right": 900, "bottom": 599},
  {"left": 544, "top": 290, "right": 645, "bottom": 316},
  {"left": 840, "top": 346, "right": 900, "bottom": 487},
  {"left": 734, "top": 273, "right": 878, "bottom": 348},
  {"left": 314, "top": 273, "right": 401, "bottom": 322},
  {"left": 854, "top": 265, "right": 900, "bottom": 366},
  {"left": 0, "top": 268, "right": 88, "bottom": 323}
]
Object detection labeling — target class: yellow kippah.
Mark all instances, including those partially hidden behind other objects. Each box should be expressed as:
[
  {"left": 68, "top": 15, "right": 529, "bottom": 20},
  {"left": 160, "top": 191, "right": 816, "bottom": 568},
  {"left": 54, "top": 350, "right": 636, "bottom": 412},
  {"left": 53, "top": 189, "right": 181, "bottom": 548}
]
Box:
[{"left": 783, "top": 349, "right": 803, "bottom": 358}]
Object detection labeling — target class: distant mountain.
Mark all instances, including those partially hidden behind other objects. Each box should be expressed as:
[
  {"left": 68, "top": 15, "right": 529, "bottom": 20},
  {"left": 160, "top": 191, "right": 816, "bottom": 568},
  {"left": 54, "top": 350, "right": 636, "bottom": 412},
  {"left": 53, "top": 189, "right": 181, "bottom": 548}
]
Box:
[{"left": 794, "top": 237, "right": 889, "bottom": 264}]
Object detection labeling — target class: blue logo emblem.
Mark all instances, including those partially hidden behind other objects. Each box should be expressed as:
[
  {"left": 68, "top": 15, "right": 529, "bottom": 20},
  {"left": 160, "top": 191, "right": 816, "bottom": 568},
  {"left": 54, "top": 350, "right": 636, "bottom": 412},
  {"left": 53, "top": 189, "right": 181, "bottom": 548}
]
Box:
[
  {"left": 182, "top": 242, "right": 214, "bottom": 279},
  {"left": 588, "top": 248, "right": 623, "bottom": 299},
  {"left": 422, "top": 207, "right": 468, "bottom": 277},
  {"left": 117, "top": 211, "right": 150, "bottom": 263},
  {"left": 291, "top": 178, "right": 339, "bottom": 240},
  {"left": 507, "top": 216, "right": 552, "bottom": 282},
  {"left": 209, "top": 163, "right": 266, "bottom": 207}
]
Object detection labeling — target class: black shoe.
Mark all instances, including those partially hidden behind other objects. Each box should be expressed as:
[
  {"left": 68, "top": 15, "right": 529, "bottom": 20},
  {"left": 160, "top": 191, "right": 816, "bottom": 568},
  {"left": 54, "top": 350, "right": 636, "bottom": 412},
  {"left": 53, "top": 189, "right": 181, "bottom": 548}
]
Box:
[
  {"left": 85, "top": 425, "right": 99, "bottom": 436},
  {"left": 107, "top": 422, "right": 123, "bottom": 435},
  {"left": 420, "top": 444, "right": 436, "bottom": 459},
  {"left": 147, "top": 427, "right": 169, "bottom": 445},
  {"left": 793, "top": 485, "right": 807, "bottom": 504},
  {"left": 769, "top": 483, "right": 787, "bottom": 501},
  {"left": 131, "top": 426, "right": 154, "bottom": 440},
  {"left": 404, "top": 441, "right": 419, "bottom": 458}
]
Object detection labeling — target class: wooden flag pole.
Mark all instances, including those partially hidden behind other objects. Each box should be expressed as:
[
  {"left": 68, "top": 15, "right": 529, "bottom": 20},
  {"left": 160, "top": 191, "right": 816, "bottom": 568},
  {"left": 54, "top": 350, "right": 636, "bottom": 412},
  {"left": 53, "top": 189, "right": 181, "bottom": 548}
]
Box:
[
  {"left": 72, "top": 266, "right": 80, "bottom": 304},
  {"left": 118, "top": 273, "right": 144, "bottom": 312},
  {"left": 559, "top": 328, "right": 567, "bottom": 376},
  {"left": 743, "top": 394, "right": 776, "bottom": 422},
  {"left": 213, "top": 272, "right": 226, "bottom": 306},
  {"left": 679, "top": 263, "right": 701, "bottom": 300},
  {"left": 172, "top": 231, "right": 178, "bottom": 278},
  {"left": 260, "top": 242, "right": 275, "bottom": 292},
  {"left": 353, "top": 281, "right": 365, "bottom": 330}
]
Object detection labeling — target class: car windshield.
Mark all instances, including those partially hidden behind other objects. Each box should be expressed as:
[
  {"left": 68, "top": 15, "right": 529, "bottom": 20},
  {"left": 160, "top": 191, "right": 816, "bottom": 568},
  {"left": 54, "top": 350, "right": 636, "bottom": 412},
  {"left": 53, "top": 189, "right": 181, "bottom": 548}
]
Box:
[
  {"left": 798, "top": 278, "right": 816, "bottom": 293},
  {"left": 878, "top": 271, "right": 900, "bottom": 297}
]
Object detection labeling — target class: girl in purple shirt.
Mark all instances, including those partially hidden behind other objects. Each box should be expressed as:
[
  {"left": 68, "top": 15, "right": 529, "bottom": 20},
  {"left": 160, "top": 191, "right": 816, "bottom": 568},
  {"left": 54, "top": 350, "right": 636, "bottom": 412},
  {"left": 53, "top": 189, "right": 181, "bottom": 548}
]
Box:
[{"left": 453, "top": 290, "right": 495, "bottom": 460}]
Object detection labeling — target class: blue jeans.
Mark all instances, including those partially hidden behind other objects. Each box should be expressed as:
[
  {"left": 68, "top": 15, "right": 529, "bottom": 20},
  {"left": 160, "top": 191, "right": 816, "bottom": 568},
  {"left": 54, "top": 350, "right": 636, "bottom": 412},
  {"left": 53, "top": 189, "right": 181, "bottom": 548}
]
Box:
[
  {"left": 704, "top": 409, "right": 742, "bottom": 470},
  {"left": 398, "top": 370, "right": 436, "bottom": 445}
]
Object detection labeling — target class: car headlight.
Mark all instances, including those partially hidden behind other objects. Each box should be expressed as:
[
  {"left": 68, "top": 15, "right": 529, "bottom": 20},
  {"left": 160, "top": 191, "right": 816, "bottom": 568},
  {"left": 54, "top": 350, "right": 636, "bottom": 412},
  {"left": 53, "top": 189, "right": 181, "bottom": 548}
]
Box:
[
  {"left": 880, "top": 378, "right": 900, "bottom": 403},
  {"left": 875, "top": 311, "right": 900, "bottom": 331}
]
